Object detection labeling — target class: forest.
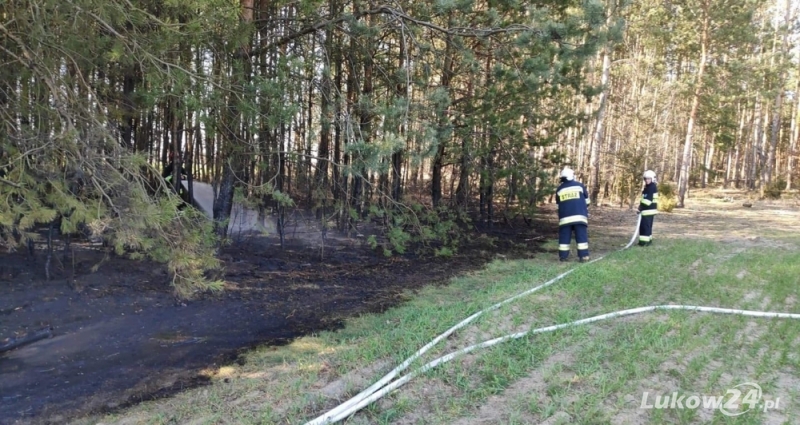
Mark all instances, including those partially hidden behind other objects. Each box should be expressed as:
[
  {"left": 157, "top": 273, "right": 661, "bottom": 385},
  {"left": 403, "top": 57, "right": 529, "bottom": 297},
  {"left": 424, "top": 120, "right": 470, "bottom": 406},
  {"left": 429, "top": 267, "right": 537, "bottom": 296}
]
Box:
[{"left": 1, "top": 0, "right": 797, "bottom": 294}]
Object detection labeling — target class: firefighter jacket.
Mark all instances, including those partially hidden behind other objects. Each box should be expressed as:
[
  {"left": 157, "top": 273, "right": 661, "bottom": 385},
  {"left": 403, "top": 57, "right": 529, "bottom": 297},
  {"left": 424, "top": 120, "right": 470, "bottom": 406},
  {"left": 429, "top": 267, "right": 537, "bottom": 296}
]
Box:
[
  {"left": 163, "top": 161, "right": 187, "bottom": 183},
  {"left": 639, "top": 182, "right": 658, "bottom": 216},
  {"left": 555, "top": 180, "right": 590, "bottom": 226}
]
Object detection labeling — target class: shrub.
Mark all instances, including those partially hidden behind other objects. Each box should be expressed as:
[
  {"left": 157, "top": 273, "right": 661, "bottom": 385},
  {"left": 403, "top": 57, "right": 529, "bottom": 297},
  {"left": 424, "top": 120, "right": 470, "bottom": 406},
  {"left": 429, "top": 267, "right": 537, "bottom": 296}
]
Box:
[
  {"left": 764, "top": 179, "right": 785, "bottom": 200},
  {"left": 657, "top": 182, "right": 677, "bottom": 212}
]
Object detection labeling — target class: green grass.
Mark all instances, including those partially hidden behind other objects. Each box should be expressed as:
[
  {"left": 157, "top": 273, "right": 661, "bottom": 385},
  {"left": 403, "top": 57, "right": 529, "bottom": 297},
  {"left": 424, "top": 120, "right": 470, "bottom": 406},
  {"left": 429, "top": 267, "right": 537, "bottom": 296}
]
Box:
[{"left": 75, "top": 235, "right": 800, "bottom": 425}]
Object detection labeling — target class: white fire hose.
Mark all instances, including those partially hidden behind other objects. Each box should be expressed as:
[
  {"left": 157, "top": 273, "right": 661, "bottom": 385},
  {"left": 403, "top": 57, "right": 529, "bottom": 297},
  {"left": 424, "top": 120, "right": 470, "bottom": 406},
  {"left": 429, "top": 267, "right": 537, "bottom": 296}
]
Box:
[{"left": 304, "top": 213, "right": 800, "bottom": 424}]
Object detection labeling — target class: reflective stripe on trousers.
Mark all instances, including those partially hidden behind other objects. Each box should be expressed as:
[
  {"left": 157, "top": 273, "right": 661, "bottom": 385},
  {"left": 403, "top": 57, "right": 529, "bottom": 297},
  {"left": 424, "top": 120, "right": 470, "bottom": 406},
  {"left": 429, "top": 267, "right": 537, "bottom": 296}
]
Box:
[
  {"left": 559, "top": 224, "right": 589, "bottom": 259},
  {"left": 559, "top": 215, "right": 588, "bottom": 226}
]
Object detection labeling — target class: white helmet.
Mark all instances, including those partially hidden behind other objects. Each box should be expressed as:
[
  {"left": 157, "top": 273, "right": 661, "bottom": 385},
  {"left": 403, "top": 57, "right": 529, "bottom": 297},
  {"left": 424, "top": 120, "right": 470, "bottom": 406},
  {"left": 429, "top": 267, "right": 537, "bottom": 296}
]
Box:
[
  {"left": 643, "top": 170, "right": 656, "bottom": 180},
  {"left": 561, "top": 167, "right": 574, "bottom": 181}
]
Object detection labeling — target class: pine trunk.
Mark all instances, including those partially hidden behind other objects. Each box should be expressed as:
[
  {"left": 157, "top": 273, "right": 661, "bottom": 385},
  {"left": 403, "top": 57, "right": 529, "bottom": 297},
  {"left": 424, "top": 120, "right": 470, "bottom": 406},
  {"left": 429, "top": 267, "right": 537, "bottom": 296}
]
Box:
[{"left": 677, "top": 5, "right": 709, "bottom": 208}]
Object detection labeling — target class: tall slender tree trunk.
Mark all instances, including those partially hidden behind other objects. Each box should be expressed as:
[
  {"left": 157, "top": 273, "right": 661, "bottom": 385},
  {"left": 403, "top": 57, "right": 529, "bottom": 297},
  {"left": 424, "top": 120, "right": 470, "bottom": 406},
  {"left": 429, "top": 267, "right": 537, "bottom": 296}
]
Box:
[
  {"left": 702, "top": 132, "right": 715, "bottom": 188},
  {"left": 432, "top": 18, "right": 455, "bottom": 208},
  {"left": 677, "top": 4, "right": 709, "bottom": 208},
  {"left": 749, "top": 102, "right": 762, "bottom": 190},
  {"left": 590, "top": 12, "right": 614, "bottom": 206},
  {"left": 766, "top": 2, "right": 790, "bottom": 189},
  {"left": 455, "top": 78, "right": 474, "bottom": 208},
  {"left": 333, "top": 44, "right": 343, "bottom": 203},
  {"left": 121, "top": 67, "right": 137, "bottom": 150},
  {"left": 171, "top": 96, "right": 183, "bottom": 194},
  {"left": 304, "top": 44, "right": 315, "bottom": 203},
  {"left": 479, "top": 42, "right": 495, "bottom": 225},
  {"left": 725, "top": 150, "right": 733, "bottom": 188},
  {"left": 757, "top": 102, "right": 768, "bottom": 194},
  {"left": 788, "top": 78, "right": 800, "bottom": 190},
  {"left": 315, "top": 12, "right": 333, "bottom": 193},
  {"left": 355, "top": 9, "right": 374, "bottom": 216},
  {"left": 730, "top": 102, "right": 745, "bottom": 188},
  {"left": 391, "top": 30, "right": 406, "bottom": 203}
]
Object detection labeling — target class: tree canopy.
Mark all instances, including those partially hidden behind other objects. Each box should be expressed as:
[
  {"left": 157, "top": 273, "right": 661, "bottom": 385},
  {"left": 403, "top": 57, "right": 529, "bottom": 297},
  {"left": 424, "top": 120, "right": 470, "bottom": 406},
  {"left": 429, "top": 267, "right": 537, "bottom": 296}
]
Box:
[{"left": 2, "top": 0, "right": 797, "bottom": 295}]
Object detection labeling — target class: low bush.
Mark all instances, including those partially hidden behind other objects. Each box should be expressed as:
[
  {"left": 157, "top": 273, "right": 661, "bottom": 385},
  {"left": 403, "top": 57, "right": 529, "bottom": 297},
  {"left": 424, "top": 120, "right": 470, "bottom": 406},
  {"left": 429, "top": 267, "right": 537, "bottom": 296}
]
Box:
[{"left": 657, "top": 182, "right": 677, "bottom": 212}]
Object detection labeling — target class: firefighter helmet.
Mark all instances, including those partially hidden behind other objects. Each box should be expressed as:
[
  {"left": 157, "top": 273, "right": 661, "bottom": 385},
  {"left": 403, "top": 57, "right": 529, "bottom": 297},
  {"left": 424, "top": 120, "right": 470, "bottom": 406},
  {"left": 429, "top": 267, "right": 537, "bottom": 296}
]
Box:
[
  {"left": 561, "top": 167, "right": 575, "bottom": 181},
  {"left": 643, "top": 170, "right": 656, "bottom": 180}
]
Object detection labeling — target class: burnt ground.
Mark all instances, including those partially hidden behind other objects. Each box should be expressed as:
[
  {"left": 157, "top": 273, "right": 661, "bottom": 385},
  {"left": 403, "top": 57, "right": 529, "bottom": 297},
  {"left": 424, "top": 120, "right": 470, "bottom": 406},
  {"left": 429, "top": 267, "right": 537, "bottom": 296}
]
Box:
[{"left": 0, "top": 211, "right": 553, "bottom": 425}]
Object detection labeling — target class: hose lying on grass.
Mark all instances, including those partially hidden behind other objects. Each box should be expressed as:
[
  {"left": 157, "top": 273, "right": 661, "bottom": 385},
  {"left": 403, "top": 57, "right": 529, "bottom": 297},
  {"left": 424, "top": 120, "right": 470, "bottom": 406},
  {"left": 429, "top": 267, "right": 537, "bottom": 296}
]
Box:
[
  {"left": 316, "top": 305, "right": 800, "bottom": 424},
  {"left": 304, "top": 215, "right": 644, "bottom": 425}
]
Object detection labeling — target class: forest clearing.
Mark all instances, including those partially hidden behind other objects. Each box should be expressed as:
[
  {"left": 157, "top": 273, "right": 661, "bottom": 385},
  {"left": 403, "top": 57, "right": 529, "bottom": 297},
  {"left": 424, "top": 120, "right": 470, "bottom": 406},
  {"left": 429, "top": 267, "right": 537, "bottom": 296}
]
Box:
[{"left": 3, "top": 0, "right": 800, "bottom": 424}]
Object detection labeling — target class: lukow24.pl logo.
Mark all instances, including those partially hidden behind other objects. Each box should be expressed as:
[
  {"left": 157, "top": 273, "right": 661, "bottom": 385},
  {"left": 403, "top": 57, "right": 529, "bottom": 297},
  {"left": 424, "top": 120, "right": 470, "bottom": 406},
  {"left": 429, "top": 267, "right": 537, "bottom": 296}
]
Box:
[{"left": 640, "top": 382, "right": 780, "bottom": 417}]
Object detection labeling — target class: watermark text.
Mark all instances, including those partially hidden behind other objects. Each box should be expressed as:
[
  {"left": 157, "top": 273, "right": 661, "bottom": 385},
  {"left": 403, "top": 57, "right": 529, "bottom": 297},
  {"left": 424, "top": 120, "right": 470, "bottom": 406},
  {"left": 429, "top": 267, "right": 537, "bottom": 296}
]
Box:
[{"left": 640, "top": 382, "right": 779, "bottom": 417}]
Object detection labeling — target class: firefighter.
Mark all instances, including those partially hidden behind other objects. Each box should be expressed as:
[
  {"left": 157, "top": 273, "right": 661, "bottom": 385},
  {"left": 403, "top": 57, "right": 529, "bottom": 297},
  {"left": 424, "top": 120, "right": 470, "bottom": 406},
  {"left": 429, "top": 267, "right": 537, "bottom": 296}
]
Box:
[
  {"left": 637, "top": 170, "right": 658, "bottom": 246},
  {"left": 162, "top": 151, "right": 187, "bottom": 184},
  {"left": 555, "top": 166, "right": 591, "bottom": 262},
  {"left": 163, "top": 151, "right": 188, "bottom": 204}
]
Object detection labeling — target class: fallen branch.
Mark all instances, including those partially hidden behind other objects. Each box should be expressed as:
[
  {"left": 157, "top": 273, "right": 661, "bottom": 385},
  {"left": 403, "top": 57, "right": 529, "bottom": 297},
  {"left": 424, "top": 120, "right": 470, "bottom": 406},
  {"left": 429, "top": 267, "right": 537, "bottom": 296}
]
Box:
[
  {"left": 0, "top": 177, "right": 22, "bottom": 188},
  {"left": 0, "top": 327, "right": 53, "bottom": 354}
]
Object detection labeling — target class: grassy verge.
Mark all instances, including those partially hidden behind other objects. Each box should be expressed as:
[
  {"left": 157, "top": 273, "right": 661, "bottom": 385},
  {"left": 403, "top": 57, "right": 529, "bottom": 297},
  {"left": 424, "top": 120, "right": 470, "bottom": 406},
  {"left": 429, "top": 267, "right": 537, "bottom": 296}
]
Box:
[{"left": 76, "top": 233, "right": 800, "bottom": 425}]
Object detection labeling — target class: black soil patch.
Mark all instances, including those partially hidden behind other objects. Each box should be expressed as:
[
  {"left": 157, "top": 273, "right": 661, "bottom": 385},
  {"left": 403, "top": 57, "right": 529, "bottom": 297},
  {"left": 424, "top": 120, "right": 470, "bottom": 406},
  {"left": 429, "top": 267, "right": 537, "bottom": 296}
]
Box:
[{"left": 0, "top": 217, "right": 553, "bottom": 425}]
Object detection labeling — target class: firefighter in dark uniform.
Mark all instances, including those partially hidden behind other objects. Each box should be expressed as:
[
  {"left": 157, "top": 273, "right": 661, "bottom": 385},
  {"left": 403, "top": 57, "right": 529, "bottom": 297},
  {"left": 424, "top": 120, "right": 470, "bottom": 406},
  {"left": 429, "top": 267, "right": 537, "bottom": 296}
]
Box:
[
  {"left": 638, "top": 170, "right": 658, "bottom": 246},
  {"left": 163, "top": 151, "right": 188, "bottom": 205},
  {"left": 162, "top": 151, "right": 187, "bottom": 184},
  {"left": 555, "top": 167, "right": 591, "bottom": 262}
]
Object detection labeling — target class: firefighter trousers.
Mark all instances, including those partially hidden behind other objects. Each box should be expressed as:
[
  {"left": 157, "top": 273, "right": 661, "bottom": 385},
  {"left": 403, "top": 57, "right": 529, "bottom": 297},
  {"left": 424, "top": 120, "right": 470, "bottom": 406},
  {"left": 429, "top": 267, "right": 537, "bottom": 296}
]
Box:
[
  {"left": 639, "top": 215, "right": 654, "bottom": 245},
  {"left": 558, "top": 223, "right": 589, "bottom": 260}
]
